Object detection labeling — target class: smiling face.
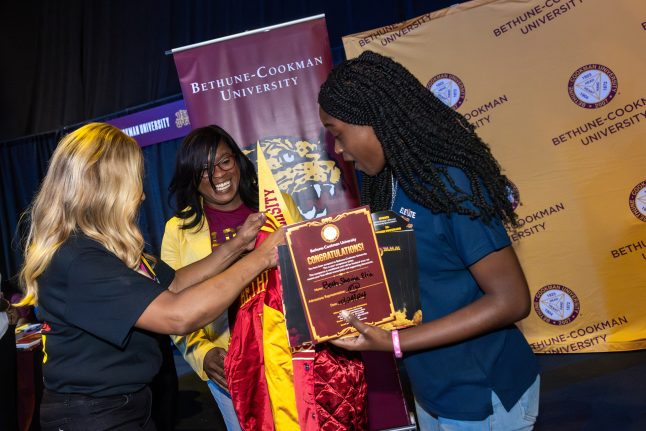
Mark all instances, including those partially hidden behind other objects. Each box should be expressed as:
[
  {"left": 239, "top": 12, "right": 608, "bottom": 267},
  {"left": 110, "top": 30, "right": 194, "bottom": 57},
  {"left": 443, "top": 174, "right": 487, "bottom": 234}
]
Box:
[
  {"left": 198, "top": 140, "right": 242, "bottom": 211},
  {"left": 319, "top": 107, "right": 386, "bottom": 177}
]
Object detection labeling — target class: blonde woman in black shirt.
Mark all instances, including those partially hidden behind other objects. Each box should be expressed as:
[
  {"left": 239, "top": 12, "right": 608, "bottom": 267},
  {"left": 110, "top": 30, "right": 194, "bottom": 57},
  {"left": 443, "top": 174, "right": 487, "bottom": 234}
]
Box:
[{"left": 19, "top": 122, "right": 283, "bottom": 430}]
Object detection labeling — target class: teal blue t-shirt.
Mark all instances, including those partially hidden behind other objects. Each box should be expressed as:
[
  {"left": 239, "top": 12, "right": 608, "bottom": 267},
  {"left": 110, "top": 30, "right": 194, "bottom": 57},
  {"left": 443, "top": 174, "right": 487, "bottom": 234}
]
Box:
[{"left": 393, "top": 166, "right": 538, "bottom": 420}]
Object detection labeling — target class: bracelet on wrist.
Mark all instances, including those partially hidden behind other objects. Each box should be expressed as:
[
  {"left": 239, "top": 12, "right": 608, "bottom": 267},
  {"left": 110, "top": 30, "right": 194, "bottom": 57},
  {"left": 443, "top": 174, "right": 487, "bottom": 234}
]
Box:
[{"left": 391, "top": 329, "right": 403, "bottom": 358}]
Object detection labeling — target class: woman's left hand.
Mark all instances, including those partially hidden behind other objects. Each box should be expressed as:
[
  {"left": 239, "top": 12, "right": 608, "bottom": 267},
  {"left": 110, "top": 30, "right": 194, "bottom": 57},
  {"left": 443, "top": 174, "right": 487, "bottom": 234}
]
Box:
[{"left": 329, "top": 311, "right": 393, "bottom": 352}]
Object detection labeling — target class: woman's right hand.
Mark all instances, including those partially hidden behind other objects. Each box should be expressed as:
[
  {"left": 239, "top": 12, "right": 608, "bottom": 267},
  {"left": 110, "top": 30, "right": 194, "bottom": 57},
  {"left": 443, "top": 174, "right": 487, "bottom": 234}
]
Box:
[
  {"left": 237, "top": 212, "right": 267, "bottom": 251},
  {"left": 252, "top": 228, "right": 286, "bottom": 269},
  {"left": 330, "top": 310, "right": 393, "bottom": 352}
]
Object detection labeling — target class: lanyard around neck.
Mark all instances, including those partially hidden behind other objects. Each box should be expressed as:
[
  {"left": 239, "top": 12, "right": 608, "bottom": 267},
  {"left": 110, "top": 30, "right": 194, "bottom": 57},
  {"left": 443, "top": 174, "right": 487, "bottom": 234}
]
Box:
[{"left": 139, "top": 255, "right": 160, "bottom": 284}]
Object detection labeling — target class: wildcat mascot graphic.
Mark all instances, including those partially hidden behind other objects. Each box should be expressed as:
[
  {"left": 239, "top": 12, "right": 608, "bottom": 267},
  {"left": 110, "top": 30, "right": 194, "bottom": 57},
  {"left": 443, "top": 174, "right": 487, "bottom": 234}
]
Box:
[{"left": 244, "top": 131, "right": 356, "bottom": 219}]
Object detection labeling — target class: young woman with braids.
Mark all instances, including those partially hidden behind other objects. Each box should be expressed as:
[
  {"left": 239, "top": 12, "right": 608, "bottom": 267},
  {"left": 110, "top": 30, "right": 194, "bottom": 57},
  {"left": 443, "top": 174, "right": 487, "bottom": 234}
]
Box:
[
  {"left": 19, "top": 123, "right": 284, "bottom": 430},
  {"left": 319, "top": 51, "right": 539, "bottom": 430}
]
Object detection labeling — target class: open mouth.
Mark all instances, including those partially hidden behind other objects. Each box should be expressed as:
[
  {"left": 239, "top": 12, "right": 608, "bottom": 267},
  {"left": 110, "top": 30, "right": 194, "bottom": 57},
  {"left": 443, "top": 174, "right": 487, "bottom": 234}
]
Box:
[
  {"left": 214, "top": 180, "right": 231, "bottom": 193},
  {"left": 294, "top": 183, "right": 336, "bottom": 219}
]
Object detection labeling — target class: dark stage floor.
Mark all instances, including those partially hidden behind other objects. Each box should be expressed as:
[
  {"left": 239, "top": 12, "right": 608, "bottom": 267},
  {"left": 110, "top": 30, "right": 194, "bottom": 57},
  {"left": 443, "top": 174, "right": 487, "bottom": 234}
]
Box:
[{"left": 173, "top": 349, "right": 646, "bottom": 431}]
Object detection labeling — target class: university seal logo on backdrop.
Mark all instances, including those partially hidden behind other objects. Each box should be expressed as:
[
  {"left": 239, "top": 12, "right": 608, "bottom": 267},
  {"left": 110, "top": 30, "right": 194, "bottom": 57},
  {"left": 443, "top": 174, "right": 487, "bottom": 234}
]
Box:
[
  {"left": 244, "top": 135, "right": 342, "bottom": 220},
  {"left": 534, "top": 284, "right": 580, "bottom": 326},
  {"left": 568, "top": 64, "right": 618, "bottom": 109},
  {"left": 506, "top": 180, "right": 521, "bottom": 211},
  {"left": 628, "top": 180, "right": 646, "bottom": 222},
  {"left": 427, "top": 73, "right": 465, "bottom": 109},
  {"left": 174, "top": 109, "right": 190, "bottom": 128}
]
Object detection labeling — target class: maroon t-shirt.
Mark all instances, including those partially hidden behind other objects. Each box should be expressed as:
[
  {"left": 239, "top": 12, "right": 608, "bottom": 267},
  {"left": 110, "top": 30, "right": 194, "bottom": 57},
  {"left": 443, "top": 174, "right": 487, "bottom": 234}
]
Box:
[{"left": 203, "top": 203, "right": 254, "bottom": 249}]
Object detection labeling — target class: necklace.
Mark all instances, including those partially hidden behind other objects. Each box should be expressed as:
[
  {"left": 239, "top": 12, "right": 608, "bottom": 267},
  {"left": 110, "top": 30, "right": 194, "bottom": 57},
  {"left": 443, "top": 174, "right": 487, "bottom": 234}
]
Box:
[
  {"left": 390, "top": 174, "right": 398, "bottom": 210},
  {"left": 140, "top": 255, "right": 160, "bottom": 284}
]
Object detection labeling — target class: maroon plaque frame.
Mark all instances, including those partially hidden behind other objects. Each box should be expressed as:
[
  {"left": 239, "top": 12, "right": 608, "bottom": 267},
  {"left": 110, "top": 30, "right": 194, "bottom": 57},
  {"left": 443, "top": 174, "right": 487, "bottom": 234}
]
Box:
[{"left": 285, "top": 206, "right": 395, "bottom": 342}]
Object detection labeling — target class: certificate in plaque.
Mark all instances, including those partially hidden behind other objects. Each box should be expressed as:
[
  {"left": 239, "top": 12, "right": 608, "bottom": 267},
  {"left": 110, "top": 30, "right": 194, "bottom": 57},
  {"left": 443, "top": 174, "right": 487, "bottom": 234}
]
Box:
[{"left": 284, "top": 206, "right": 396, "bottom": 343}]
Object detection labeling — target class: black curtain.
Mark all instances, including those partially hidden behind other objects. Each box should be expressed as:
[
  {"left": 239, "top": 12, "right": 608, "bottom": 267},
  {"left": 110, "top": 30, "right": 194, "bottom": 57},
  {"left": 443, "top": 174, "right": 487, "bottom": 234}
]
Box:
[
  {"left": 139, "top": 136, "right": 184, "bottom": 254},
  {"left": 0, "top": 0, "right": 460, "bottom": 142},
  {"left": 0, "top": 115, "right": 183, "bottom": 280},
  {"left": 0, "top": 132, "right": 61, "bottom": 279},
  {"left": 0, "top": 0, "right": 460, "bottom": 280}
]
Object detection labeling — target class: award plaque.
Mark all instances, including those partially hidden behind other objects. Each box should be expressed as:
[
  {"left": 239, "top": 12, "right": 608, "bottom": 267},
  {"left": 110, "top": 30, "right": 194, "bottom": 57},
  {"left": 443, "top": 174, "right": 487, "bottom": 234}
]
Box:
[
  {"left": 370, "top": 211, "right": 422, "bottom": 331},
  {"left": 284, "top": 206, "right": 396, "bottom": 343}
]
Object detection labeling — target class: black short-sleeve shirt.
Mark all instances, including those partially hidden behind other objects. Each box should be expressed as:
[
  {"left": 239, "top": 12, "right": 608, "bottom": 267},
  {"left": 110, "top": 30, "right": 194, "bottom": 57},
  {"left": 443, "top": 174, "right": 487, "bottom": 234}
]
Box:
[{"left": 37, "top": 234, "right": 174, "bottom": 396}]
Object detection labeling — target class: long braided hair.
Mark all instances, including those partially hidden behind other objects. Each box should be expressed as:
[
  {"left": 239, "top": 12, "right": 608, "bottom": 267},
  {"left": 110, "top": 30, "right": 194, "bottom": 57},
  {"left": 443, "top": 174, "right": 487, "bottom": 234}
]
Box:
[{"left": 318, "top": 51, "right": 518, "bottom": 227}]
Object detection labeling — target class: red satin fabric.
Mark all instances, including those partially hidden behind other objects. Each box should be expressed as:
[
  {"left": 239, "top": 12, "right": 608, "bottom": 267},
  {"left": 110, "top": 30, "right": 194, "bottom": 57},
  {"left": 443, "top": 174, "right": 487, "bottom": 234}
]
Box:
[
  {"left": 314, "top": 345, "right": 368, "bottom": 430},
  {"left": 292, "top": 349, "right": 317, "bottom": 430},
  {"left": 225, "top": 231, "right": 275, "bottom": 431},
  {"left": 227, "top": 229, "right": 368, "bottom": 430}
]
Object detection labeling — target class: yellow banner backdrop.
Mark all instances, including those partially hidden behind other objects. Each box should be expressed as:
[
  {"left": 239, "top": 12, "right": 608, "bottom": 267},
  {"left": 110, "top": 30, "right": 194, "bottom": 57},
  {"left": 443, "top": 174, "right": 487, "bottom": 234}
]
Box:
[{"left": 343, "top": 0, "right": 646, "bottom": 353}]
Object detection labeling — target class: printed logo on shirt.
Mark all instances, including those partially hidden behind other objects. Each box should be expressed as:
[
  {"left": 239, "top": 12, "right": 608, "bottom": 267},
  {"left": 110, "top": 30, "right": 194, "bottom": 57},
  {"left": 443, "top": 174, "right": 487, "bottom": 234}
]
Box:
[
  {"left": 567, "top": 64, "right": 618, "bottom": 109},
  {"left": 427, "top": 73, "right": 466, "bottom": 109},
  {"left": 41, "top": 322, "right": 51, "bottom": 363},
  {"left": 397, "top": 207, "right": 417, "bottom": 220},
  {"left": 628, "top": 180, "right": 646, "bottom": 222},
  {"left": 211, "top": 227, "right": 238, "bottom": 248},
  {"left": 534, "top": 284, "right": 580, "bottom": 326}
]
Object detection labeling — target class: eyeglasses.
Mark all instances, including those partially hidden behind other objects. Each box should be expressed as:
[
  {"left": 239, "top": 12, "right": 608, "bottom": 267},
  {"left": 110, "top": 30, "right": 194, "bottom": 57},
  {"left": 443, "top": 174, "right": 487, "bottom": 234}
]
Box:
[{"left": 202, "top": 154, "right": 236, "bottom": 176}]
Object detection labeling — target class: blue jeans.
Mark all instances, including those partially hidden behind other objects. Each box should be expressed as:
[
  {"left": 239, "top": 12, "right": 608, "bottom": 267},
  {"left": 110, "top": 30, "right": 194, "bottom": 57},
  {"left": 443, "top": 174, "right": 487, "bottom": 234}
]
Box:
[
  {"left": 40, "top": 386, "right": 155, "bottom": 431},
  {"left": 416, "top": 375, "right": 540, "bottom": 431},
  {"left": 207, "top": 380, "right": 242, "bottom": 431}
]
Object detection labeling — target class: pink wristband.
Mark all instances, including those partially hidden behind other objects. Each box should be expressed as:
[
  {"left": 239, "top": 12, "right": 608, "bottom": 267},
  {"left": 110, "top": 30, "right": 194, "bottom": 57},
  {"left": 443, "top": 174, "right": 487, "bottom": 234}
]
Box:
[{"left": 391, "top": 330, "right": 403, "bottom": 358}]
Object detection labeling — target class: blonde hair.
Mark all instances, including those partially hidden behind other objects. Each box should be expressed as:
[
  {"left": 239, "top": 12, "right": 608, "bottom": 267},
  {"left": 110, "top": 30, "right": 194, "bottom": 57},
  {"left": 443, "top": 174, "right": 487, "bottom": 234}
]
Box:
[{"left": 19, "top": 123, "right": 146, "bottom": 305}]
